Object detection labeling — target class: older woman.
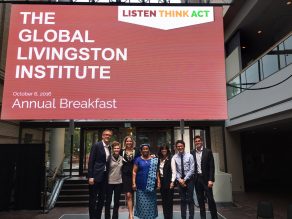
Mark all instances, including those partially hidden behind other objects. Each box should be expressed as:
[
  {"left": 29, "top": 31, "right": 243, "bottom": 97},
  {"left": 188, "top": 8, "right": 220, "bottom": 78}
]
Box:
[
  {"left": 132, "top": 144, "right": 160, "bottom": 219},
  {"left": 105, "top": 141, "right": 123, "bottom": 219},
  {"left": 121, "top": 136, "right": 138, "bottom": 219}
]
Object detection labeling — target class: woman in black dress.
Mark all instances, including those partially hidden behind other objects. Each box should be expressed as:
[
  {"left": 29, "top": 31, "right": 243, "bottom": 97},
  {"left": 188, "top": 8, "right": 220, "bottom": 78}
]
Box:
[{"left": 121, "top": 136, "right": 138, "bottom": 219}]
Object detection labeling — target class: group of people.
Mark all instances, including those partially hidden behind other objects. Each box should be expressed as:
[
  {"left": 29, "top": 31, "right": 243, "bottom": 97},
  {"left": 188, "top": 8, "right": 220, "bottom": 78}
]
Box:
[{"left": 87, "top": 129, "right": 218, "bottom": 219}]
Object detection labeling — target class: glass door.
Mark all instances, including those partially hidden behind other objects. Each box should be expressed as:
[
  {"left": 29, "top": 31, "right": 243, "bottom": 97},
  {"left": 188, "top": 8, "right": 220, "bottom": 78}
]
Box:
[
  {"left": 136, "top": 128, "right": 173, "bottom": 155},
  {"left": 80, "top": 127, "right": 121, "bottom": 175},
  {"left": 63, "top": 127, "right": 81, "bottom": 176},
  {"left": 190, "top": 127, "right": 210, "bottom": 151},
  {"left": 81, "top": 129, "right": 100, "bottom": 175}
]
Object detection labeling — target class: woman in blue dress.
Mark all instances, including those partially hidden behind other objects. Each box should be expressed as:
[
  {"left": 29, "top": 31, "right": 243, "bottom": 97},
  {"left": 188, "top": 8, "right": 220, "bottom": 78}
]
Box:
[{"left": 132, "top": 144, "right": 161, "bottom": 219}]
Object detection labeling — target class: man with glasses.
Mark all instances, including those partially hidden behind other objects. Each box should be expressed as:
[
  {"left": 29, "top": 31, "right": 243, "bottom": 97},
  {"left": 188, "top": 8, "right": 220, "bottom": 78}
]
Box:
[
  {"left": 172, "top": 140, "right": 195, "bottom": 219},
  {"left": 191, "top": 135, "right": 218, "bottom": 219}
]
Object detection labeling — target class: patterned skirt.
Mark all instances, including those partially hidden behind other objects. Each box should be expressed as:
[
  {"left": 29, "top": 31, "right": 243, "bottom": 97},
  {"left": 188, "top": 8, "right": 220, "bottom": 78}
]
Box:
[{"left": 134, "top": 189, "right": 158, "bottom": 219}]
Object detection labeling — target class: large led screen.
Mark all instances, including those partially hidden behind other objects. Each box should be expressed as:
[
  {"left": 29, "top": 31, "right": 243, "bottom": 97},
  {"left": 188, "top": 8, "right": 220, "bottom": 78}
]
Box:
[{"left": 1, "top": 5, "right": 227, "bottom": 120}]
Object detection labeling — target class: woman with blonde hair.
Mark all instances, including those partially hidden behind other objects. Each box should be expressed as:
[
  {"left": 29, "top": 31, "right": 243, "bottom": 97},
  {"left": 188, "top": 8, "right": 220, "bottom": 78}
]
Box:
[{"left": 121, "top": 136, "right": 139, "bottom": 219}]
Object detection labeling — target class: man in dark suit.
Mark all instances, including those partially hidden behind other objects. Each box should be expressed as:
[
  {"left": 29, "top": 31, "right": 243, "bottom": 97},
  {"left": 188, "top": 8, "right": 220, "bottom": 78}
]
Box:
[
  {"left": 88, "top": 129, "right": 112, "bottom": 219},
  {"left": 191, "top": 135, "right": 218, "bottom": 219}
]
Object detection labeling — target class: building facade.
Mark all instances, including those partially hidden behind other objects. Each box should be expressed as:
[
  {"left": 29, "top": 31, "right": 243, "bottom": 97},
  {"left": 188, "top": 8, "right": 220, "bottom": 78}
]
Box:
[
  {"left": 224, "top": 0, "right": 292, "bottom": 192},
  {"left": 0, "top": 0, "right": 291, "bottom": 210}
]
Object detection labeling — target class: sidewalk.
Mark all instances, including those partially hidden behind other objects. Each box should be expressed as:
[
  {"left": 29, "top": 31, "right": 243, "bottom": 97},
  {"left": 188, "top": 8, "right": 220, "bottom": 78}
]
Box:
[
  {"left": 218, "top": 191, "right": 291, "bottom": 219},
  {"left": 0, "top": 191, "right": 291, "bottom": 219}
]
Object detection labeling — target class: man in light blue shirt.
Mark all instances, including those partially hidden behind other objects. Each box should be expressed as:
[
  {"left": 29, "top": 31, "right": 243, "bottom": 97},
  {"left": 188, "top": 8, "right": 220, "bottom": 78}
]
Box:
[{"left": 172, "top": 140, "right": 195, "bottom": 219}]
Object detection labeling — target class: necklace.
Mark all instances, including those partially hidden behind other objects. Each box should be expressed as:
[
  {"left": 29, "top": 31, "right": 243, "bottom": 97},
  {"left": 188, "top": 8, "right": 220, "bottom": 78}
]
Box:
[
  {"left": 142, "top": 156, "right": 151, "bottom": 164},
  {"left": 126, "top": 149, "right": 133, "bottom": 154}
]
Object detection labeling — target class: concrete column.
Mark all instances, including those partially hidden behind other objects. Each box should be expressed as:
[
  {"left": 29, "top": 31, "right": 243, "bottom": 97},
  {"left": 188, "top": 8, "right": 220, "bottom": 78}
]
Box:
[
  {"left": 49, "top": 128, "right": 65, "bottom": 172},
  {"left": 210, "top": 126, "right": 225, "bottom": 172},
  {"left": 225, "top": 129, "right": 244, "bottom": 191},
  {"left": 174, "top": 127, "right": 190, "bottom": 152}
]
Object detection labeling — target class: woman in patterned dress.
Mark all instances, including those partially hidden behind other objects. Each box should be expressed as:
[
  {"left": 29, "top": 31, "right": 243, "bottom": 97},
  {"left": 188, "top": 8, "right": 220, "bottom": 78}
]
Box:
[{"left": 132, "top": 144, "right": 161, "bottom": 219}]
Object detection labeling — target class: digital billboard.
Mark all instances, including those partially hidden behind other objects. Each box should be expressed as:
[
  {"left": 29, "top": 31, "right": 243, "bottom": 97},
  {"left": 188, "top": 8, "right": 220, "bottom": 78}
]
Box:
[{"left": 1, "top": 5, "right": 227, "bottom": 120}]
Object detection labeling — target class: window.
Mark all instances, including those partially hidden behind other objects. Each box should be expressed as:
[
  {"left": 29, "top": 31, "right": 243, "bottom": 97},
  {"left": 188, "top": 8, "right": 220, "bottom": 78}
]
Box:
[
  {"left": 245, "top": 62, "right": 260, "bottom": 86},
  {"left": 284, "top": 36, "right": 292, "bottom": 66},
  {"left": 261, "top": 48, "right": 279, "bottom": 78},
  {"left": 227, "top": 76, "right": 240, "bottom": 99}
]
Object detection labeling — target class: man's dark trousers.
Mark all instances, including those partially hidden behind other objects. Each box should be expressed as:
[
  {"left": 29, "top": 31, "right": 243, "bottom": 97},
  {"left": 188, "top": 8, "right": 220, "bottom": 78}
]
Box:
[
  {"left": 178, "top": 180, "right": 195, "bottom": 219},
  {"left": 89, "top": 175, "right": 107, "bottom": 219},
  {"left": 195, "top": 175, "right": 218, "bottom": 219}
]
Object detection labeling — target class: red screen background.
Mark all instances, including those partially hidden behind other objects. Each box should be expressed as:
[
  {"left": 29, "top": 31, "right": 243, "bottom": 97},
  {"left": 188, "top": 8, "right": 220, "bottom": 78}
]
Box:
[{"left": 1, "top": 5, "right": 227, "bottom": 120}]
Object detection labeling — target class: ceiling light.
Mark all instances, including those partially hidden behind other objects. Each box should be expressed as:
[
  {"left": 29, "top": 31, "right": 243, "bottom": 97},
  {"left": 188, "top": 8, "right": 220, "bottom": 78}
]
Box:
[
  {"left": 257, "top": 30, "right": 262, "bottom": 34},
  {"left": 287, "top": 1, "right": 292, "bottom": 5},
  {"left": 241, "top": 46, "right": 246, "bottom": 49}
]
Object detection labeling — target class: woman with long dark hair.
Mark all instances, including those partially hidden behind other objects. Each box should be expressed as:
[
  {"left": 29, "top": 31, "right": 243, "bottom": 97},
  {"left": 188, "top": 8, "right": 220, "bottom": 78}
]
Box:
[{"left": 158, "top": 144, "right": 176, "bottom": 219}]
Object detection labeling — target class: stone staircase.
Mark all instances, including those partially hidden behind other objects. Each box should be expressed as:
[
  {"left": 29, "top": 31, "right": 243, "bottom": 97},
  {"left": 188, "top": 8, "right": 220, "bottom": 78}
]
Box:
[{"left": 56, "top": 177, "right": 181, "bottom": 207}]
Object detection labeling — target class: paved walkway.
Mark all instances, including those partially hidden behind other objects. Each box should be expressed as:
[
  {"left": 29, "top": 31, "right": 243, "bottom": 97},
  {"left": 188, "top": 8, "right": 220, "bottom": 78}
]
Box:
[
  {"left": 59, "top": 212, "right": 225, "bottom": 219},
  {"left": 0, "top": 191, "right": 291, "bottom": 219}
]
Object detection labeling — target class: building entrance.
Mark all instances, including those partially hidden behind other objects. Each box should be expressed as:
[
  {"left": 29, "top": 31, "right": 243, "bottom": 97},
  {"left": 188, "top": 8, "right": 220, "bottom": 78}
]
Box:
[
  {"left": 76, "top": 127, "right": 173, "bottom": 176},
  {"left": 136, "top": 128, "right": 173, "bottom": 155},
  {"left": 18, "top": 122, "right": 225, "bottom": 178}
]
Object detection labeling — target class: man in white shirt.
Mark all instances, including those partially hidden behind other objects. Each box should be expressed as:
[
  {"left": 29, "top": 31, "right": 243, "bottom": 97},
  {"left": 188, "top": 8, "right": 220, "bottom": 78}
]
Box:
[
  {"left": 172, "top": 140, "right": 195, "bottom": 219},
  {"left": 191, "top": 135, "right": 218, "bottom": 219}
]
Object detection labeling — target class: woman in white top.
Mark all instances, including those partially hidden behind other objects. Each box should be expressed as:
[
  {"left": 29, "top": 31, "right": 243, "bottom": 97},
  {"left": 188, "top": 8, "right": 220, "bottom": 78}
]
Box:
[{"left": 158, "top": 144, "right": 176, "bottom": 219}]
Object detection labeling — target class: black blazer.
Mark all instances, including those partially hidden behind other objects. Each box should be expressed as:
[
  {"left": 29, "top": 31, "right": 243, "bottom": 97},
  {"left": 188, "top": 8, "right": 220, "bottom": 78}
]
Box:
[
  {"left": 158, "top": 156, "right": 173, "bottom": 189},
  {"left": 88, "top": 141, "right": 110, "bottom": 183},
  {"left": 191, "top": 148, "right": 215, "bottom": 183}
]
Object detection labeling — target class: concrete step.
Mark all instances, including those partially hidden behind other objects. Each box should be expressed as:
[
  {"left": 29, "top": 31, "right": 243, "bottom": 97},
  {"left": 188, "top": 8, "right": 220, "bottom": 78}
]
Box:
[
  {"left": 55, "top": 198, "right": 181, "bottom": 207},
  {"left": 56, "top": 178, "right": 181, "bottom": 207}
]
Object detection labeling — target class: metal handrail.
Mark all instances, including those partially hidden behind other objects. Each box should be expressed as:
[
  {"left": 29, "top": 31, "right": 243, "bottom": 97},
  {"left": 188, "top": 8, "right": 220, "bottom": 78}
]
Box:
[
  {"left": 43, "top": 155, "right": 66, "bottom": 213},
  {"left": 45, "top": 176, "right": 69, "bottom": 211},
  {"left": 48, "top": 154, "right": 65, "bottom": 184}
]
